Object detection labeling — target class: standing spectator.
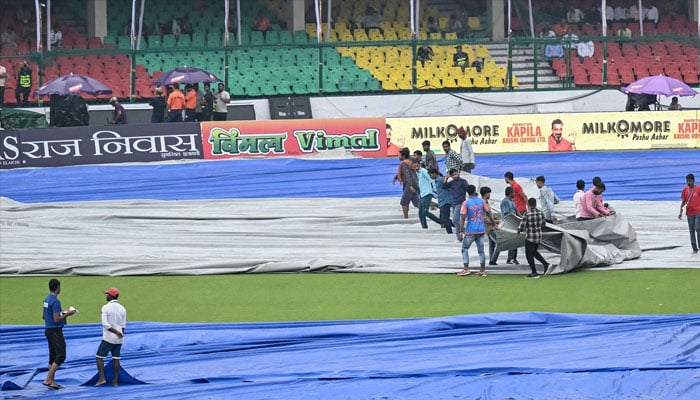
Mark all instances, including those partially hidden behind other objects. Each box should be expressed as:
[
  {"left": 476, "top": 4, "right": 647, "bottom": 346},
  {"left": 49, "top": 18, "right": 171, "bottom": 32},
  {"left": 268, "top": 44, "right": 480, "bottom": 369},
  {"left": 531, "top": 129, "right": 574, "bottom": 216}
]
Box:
[
  {"left": 0, "top": 63, "right": 6, "bottom": 105},
  {"left": 457, "top": 185, "right": 493, "bottom": 277},
  {"left": 421, "top": 140, "right": 438, "bottom": 172},
  {"left": 500, "top": 186, "right": 520, "bottom": 264},
  {"left": 16, "top": 59, "right": 32, "bottom": 106},
  {"left": 604, "top": 4, "right": 615, "bottom": 23},
  {"left": 94, "top": 287, "right": 127, "bottom": 387},
  {"left": 645, "top": 4, "right": 659, "bottom": 28},
  {"left": 171, "top": 17, "right": 182, "bottom": 39},
  {"left": 629, "top": 3, "right": 642, "bottom": 23},
  {"left": 181, "top": 16, "right": 193, "bottom": 39},
  {"left": 253, "top": 10, "right": 272, "bottom": 39},
  {"left": 443, "top": 167, "right": 469, "bottom": 240},
  {"left": 535, "top": 175, "right": 560, "bottom": 223},
  {"left": 573, "top": 179, "right": 586, "bottom": 219},
  {"left": 678, "top": 173, "right": 700, "bottom": 254},
  {"left": 548, "top": 118, "right": 575, "bottom": 151},
  {"left": 184, "top": 84, "right": 197, "bottom": 122},
  {"left": 453, "top": 45, "right": 469, "bottom": 72},
  {"left": 416, "top": 44, "right": 434, "bottom": 67},
  {"left": 418, "top": 166, "right": 442, "bottom": 229},
  {"left": 445, "top": 14, "right": 464, "bottom": 37},
  {"left": 167, "top": 83, "right": 185, "bottom": 122},
  {"left": 194, "top": 83, "right": 204, "bottom": 121},
  {"left": 49, "top": 25, "right": 63, "bottom": 49},
  {"left": 109, "top": 97, "right": 127, "bottom": 124},
  {"left": 149, "top": 86, "right": 166, "bottom": 123},
  {"left": 576, "top": 33, "right": 594, "bottom": 63},
  {"left": 426, "top": 16, "right": 440, "bottom": 34},
  {"left": 504, "top": 171, "right": 528, "bottom": 215},
  {"left": 213, "top": 82, "right": 230, "bottom": 121},
  {"left": 567, "top": 7, "right": 585, "bottom": 29},
  {"left": 614, "top": 4, "right": 630, "bottom": 22},
  {"left": 355, "top": 7, "right": 383, "bottom": 35},
  {"left": 1, "top": 26, "right": 18, "bottom": 51},
  {"left": 518, "top": 198, "right": 551, "bottom": 278},
  {"left": 42, "top": 278, "right": 77, "bottom": 390},
  {"left": 480, "top": 186, "right": 501, "bottom": 266},
  {"left": 457, "top": 127, "right": 475, "bottom": 173},
  {"left": 200, "top": 82, "right": 215, "bottom": 121},
  {"left": 588, "top": 4, "right": 602, "bottom": 25}
]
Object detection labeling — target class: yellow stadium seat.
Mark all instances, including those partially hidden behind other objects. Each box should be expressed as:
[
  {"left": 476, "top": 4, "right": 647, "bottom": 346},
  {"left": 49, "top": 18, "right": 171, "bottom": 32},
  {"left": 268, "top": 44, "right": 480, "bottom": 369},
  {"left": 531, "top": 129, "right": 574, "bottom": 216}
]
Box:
[
  {"left": 467, "top": 17, "right": 482, "bottom": 31},
  {"left": 474, "top": 74, "right": 490, "bottom": 88},
  {"left": 475, "top": 45, "right": 491, "bottom": 59}
]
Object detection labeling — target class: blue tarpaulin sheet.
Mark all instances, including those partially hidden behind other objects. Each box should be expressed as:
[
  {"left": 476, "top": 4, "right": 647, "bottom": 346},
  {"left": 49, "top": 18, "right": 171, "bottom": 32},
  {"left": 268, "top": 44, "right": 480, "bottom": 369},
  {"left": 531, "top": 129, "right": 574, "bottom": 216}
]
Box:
[
  {"left": 1, "top": 150, "right": 698, "bottom": 203},
  {"left": 1, "top": 313, "right": 699, "bottom": 399}
]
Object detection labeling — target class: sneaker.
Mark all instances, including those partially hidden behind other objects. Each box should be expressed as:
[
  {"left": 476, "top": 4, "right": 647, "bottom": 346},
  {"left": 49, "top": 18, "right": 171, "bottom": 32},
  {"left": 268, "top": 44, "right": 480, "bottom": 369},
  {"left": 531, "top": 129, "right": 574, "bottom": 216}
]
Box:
[
  {"left": 457, "top": 268, "right": 471, "bottom": 276},
  {"left": 488, "top": 262, "right": 498, "bottom": 266},
  {"left": 476, "top": 271, "right": 487, "bottom": 277},
  {"left": 543, "top": 263, "right": 550, "bottom": 274},
  {"left": 507, "top": 259, "right": 520, "bottom": 265},
  {"left": 526, "top": 273, "right": 540, "bottom": 279}
]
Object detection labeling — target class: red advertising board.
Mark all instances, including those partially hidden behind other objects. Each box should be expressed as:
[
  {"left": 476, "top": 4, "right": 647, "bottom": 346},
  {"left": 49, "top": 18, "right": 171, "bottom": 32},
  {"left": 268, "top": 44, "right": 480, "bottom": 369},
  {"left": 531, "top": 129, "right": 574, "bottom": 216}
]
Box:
[{"left": 200, "top": 118, "right": 387, "bottom": 159}]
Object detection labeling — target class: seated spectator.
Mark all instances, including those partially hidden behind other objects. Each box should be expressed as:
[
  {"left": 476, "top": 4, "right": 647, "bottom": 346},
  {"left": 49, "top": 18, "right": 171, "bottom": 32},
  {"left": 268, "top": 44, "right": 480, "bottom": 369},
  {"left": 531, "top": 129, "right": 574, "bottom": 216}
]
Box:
[
  {"left": 616, "top": 22, "right": 632, "bottom": 38},
  {"left": 453, "top": 45, "right": 469, "bottom": 72},
  {"left": 426, "top": 16, "right": 440, "bottom": 34},
  {"left": 567, "top": 7, "right": 585, "bottom": 29},
  {"left": 669, "top": 96, "right": 681, "bottom": 110},
  {"left": 49, "top": 25, "right": 62, "bottom": 49},
  {"left": 1, "top": 26, "right": 18, "bottom": 50},
  {"left": 355, "top": 6, "right": 383, "bottom": 35},
  {"left": 552, "top": 18, "right": 569, "bottom": 37},
  {"left": 614, "top": 4, "right": 629, "bottom": 22},
  {"left": 576, "top": 33, "right": 594, "bottom": 63},
  {"left": 445, "top": 14, "right": 465, "bottom": 37},
  {"left": 253, "top": 10, "right": 271, "bottom": 38},
  {"left": 171, "top": 17, "right": 182, "bottom": 39},
  {"left": 153, "top": 20, "right": 165, "bottom": 36},
  {"left": 541, "top": 27, "right": 563, "bottom": 65},
  {"left": 416, "top": 44, "right": 434, "bottom": 67},
  {"left": 645, "top": 4, "right": 659, "bottom": 28}
]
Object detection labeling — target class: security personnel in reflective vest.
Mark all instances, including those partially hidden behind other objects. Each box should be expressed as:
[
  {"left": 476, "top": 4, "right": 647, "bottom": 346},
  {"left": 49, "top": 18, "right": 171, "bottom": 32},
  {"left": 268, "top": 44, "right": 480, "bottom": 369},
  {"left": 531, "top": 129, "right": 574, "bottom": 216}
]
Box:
[
  {"left": 453, "top": 45, "right": 468, "bottom": 73},
  {"left": 16, "top": 59, "right": 32, "bottom": 106}
]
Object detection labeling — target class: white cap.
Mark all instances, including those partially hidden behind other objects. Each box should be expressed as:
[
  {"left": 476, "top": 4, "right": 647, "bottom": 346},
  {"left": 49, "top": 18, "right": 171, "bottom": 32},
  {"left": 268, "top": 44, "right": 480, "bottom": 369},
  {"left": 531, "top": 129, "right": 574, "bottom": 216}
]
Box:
[{"left": 109, "top": 96, "right": 118, "bottom": 103}]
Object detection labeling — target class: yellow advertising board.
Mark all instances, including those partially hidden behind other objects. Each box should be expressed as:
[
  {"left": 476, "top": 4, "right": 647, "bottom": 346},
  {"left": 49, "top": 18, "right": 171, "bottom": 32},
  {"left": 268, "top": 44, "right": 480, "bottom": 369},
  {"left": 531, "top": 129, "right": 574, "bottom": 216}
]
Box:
[{"left": 386, "top": 110, "right": 700, "bottom": 155}]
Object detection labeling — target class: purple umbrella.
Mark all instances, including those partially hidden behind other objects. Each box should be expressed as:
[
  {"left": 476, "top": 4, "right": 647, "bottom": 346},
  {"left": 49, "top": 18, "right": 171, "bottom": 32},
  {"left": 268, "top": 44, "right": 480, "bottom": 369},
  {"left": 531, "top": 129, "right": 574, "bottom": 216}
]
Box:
[
  {"left": 622, "top": 75, "right": 698, "bottom": 97},
  {"left": 35, "top": 73, "right": 112, "bottom": 96},
  {"left": 151, "top": 67, "right": 222, "bottom": 86}
]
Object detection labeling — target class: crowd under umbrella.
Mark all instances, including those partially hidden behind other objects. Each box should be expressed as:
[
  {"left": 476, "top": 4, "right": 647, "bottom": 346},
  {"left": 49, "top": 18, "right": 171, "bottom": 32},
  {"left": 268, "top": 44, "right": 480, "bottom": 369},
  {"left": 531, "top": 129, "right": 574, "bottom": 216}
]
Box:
[
  {"left": 35, "top": 73, "right": 113, "bottom": 96},
  {"left": 150, "top": 67, "right": 222, "bottom": 87},
  {"left": 622, "top": 75, "right": 699, "bottom": 97}
]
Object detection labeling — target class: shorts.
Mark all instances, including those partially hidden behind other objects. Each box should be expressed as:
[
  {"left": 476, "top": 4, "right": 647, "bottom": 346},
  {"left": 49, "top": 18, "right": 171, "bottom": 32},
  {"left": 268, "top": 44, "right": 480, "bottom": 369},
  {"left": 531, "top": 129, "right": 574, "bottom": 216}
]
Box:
[
  {"left": 400, "top": 187, "right": 419, "bottom": 207},
  {"left": 96, "top": 340, "right": 122, "bottom": 359}
]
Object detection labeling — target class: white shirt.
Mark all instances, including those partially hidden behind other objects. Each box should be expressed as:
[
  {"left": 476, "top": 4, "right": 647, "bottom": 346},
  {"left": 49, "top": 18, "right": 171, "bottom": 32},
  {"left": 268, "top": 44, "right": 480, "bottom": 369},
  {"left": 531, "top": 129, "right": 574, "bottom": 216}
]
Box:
[
  {"left": 101, "top": 300, "right": 127, "bottom": 344},
  {"left": 573, "top": 189, "right": 585, "bottom": 218},
  {"left": 604, "top": 6, "right": 614, "bottom": 21},
  {"left": 49, "top": 29, "right": 62, "bottom": 45},
  {"left": 645, "top": 6, "right": 659, "bottom": 23},
  {"left": 577, "top": 41, "right": 594, "bottom": 58},
  {"left": 614, "top": 6, "right": 629, "bottom": 21},
  {"left": 0, "top": 65, "right": 6, "bottom": 87},
  {"left": 214, "top": 90, "right": 230, "bottom": 113},
  {"left": 460, "top": 137, "right": 474, "bottom": 164}
]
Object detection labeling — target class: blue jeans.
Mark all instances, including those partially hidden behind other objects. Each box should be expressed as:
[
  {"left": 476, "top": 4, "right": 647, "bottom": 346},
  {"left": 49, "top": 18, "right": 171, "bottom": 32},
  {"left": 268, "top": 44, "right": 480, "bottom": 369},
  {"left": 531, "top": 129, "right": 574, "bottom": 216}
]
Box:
[
  {"left": 451, "top": 203, "right": 462, "bottom": 239},
  {"left": 688, "top": 213, "right": 700, "bottom": 252},
  {"left": 461, "top": 234, "right": 485, "bottom": 267},
  {"left": 419, "top": 195, "right": 441, "bottom": 229}
]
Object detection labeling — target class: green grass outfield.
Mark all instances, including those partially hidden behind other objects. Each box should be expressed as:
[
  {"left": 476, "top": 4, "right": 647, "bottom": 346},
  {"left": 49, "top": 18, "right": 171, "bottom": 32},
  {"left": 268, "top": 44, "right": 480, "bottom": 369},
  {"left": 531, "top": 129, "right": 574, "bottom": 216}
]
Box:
[{"left": 1, "top": 270, "right": 698, "bottom": 325}]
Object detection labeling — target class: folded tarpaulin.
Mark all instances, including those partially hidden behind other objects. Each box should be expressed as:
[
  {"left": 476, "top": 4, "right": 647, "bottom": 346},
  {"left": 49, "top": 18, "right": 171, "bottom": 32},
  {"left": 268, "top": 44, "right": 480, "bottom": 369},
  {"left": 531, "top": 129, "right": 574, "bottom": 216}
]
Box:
[{"left": 1, "top": 313, "right": 699, "bottom": 399}]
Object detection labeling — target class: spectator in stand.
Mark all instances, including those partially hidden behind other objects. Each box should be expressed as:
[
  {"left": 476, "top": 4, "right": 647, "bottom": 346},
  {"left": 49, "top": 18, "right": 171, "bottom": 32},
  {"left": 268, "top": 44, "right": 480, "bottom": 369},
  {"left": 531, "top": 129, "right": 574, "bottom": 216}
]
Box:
[
  {"left": 552, "top": 18, "right": 570, "bottom": 37},
  {"left": 15, "top": 59, "right": 32, "bottom": 106},
  {"left": 416, "top": 44, "right": 434, "bottom": 67},
  {"left": 629, "top": 3, "right": 642, "bottom": 23},
  {"left": 669, "top": 96, "right": 681, "bottom": 110},
  {"left": 614, "top": 3, "right": 630, "bottom": 22},
  {"left": 166, "top": 83, "right": 185, "bottom": 122},
  {"left": 604, "top": 4, "right": 615, "bottom": 24},
  {"left": 453, "top": 45, "right": 469, "bottom": 72},
  {"left": 109, "top": 97, "right": 127, "bottom": 124},
  {"left": 153, "top": 20, "right": 165, "bottom": 36},
  {"left": 214, "top": 82, "right": 230, "bottom": 121},
  {"left": 355, "top": 6, "right": 383, "bottom": 35},
  {"left": 645, "top": 3, "right": 659, "bottom": 28},
  {"left": 446, "top": 14, "right": 465, "bottom": 38},
  {"left": 194, "top": 84, "right": 204, "bottom": 121},
  {"left": 616, "top": 22, "right": 632, "bottom": 38},
  {"left": 576, "top": 33, "right": 594, "bottom": 63},
  {"left": 49, "top": 25, "right": 62, "bottom": 49},
  {"left": 588, "top": 4, "right": 602, "bottom": 25},
  {"left": 200, "top": 82, "right": 214, "bottom": 121},
  {"left": 0, "top": 63, "right": 6, "bottom": 105},
  {"left": 181, "top": 16, "right": 193, "bottom": 39},
  {"left": 541, "top": 27, "right": 563, "bottom": 65},
  {"left": 253, "top": 10, "right": 272, "bottom": 39},
  {"left": 171, "top": 17, "right": 182, "bottom": 39},
  {"left": 426, "top": 16, "right": 440, "bottom": 34},
  {"left": 567, "top": 6, "right": 585, "bottom": 29},
  {"left": 1, "top": 26, "right": 18, "bottom": 51},
  {"left": 184, "top": 84, "right": 197, "bottom": 122}
]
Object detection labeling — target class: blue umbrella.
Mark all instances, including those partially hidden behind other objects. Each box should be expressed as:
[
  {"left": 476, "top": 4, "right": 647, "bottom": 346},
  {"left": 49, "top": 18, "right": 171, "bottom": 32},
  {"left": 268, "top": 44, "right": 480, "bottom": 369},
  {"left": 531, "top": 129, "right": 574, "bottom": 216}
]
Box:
[
  {"left": 35, "top": 73, "right": 112, "bottom": 96},
  {"left": 151, "top": 67, "right": 222, "bottom": 86}
]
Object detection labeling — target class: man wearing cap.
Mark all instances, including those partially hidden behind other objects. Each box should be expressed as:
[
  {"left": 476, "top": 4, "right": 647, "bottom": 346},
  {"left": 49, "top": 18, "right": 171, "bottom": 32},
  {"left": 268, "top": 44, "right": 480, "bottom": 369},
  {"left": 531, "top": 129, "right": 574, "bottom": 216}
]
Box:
[
  {"left": 95, "top": 287, "right": 127, "bottom": 387},
  {"left": 148, "top": 86, "right": 166, "bottom": 123},
  {"left": 109, "top": 97, "right": 127, "bottom": 124}
]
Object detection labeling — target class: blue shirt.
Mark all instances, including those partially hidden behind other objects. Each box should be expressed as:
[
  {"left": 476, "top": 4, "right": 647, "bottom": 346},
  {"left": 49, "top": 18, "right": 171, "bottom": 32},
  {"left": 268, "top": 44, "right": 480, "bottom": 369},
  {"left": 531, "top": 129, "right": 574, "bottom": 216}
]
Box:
[
  {"left": 418, "top": 168, "right": 435, "bottom": 198},
  {"left": 500, "top": 197, "right": 517, "bottom": 217},
  {"left": 460, "top": 196, "right": 486, "bottom": 234},
  {"left": 43, "top": 293, "right": 65, "bottom": 328},
  {"left": 442, "top": 177, "right": 469, "bottom": 205},
  {"left": 434, "top": 177, "right": 451, "bottom": 207}
]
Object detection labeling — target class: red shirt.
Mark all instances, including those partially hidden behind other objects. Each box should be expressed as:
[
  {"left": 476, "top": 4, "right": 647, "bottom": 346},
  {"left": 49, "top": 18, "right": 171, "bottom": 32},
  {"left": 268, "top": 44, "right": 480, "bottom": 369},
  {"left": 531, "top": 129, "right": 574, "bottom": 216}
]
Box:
[
  {"left": 682, "top": 184, "right": 700, "bottom": 216},
  {"left": 511, "top": 180, "right": 527, "bottom": 213},
  {"left": 548, "top": 135, "right": 573, "bottom": 151}
]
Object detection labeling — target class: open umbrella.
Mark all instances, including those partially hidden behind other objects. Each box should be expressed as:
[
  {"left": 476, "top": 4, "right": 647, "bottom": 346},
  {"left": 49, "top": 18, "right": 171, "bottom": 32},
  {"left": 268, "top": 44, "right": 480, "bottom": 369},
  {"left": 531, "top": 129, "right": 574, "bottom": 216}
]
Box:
[
  {"left": 151, "top": 67, "right": 222, "bottom": 86},
  {"left": 622, "top": 75, "right": 698, "bottom": 97},
  {"left": 35, "top": 73, "right": 112, "bottom": 96}
]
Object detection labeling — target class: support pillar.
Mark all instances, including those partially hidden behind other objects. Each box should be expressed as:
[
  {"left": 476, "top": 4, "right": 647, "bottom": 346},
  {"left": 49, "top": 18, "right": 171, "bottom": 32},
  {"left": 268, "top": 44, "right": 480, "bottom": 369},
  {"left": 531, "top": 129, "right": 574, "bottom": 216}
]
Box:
[{"left": 87, "top": 0, "right": 108, "bottom": 39}]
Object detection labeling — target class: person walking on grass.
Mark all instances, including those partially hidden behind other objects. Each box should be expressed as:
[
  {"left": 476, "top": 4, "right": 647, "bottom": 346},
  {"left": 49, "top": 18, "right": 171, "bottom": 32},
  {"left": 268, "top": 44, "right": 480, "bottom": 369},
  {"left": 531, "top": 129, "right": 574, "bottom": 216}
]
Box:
[
  {"left": 518, "top": 198, "right": 551, "bottom": 279},
  {"left": 679, "top": 173, "right": 700, "bottom": 254},
  {"left": 42, "top": 279, "right": 77, "bottom": 390},
  {"left": 457, "top": 185, "right": 495, "bottom": 277},
  {"left": 95, "top": 287, "right": 127, "bottom": 387}
]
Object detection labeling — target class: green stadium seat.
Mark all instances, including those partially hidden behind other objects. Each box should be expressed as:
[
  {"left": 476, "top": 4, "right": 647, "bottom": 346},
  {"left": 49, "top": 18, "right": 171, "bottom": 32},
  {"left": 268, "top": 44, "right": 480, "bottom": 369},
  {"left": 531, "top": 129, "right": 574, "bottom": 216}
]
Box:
[
  {"left": 161, "top": 34, "right": 177, "bottom": 48},
  {"left": 293, "top": 30, "right": 308, "bottom": 44},
  {"left": 279, "top": 30, "right": 293, "bottom": 44},
  {"left": 251, "top": 31, "right": 264, "bottom": 45},
  {"left": 265, "top": 30, "right": 279, "bottom": 44},
  {"left": 178, "top": 35, "right": 192, "bottom": 47}
]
